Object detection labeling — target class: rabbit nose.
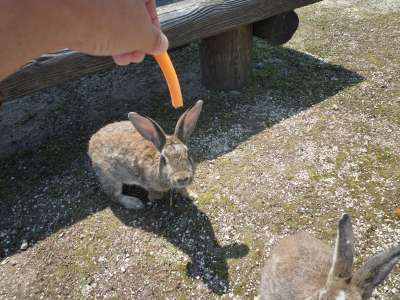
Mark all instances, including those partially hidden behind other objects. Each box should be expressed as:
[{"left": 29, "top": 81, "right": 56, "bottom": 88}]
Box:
[{"left": 176, "top": 176, "right": 190, "bottom": 186}]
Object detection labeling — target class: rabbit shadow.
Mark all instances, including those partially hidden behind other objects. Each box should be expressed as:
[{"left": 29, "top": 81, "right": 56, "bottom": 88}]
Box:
[{"left": 109, "top": 184, "right": 249, "bottom": 295}]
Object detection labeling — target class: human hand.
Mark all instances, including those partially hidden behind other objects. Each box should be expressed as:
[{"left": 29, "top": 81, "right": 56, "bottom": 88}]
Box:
[
  {"left": 69, "top": 0, "right": 168, "bottom": 65},
  {"left": 0, "top": 0, "right": 167, "bottom": 80},
  {"left": 112, "top": 0, "right": 167, "bottom": 65}
]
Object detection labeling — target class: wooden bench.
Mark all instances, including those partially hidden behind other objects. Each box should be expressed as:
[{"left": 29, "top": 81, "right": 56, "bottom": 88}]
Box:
[{"left": 0, "top": 0, "right": 321, "bottom": 105}]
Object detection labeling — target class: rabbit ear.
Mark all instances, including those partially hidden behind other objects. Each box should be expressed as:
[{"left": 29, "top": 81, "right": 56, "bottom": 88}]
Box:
[
  {"left": 352, "top": 245, "right": 400, "bottom": 299},
  {"left": 174, "top": 100, "right": 203, "bottom": 143},
  {"left": 328, "top": 214, "right": 354, "bottom": 281},
  {"left": 128, "top": 112, "right": 166, "bottom": 150}
]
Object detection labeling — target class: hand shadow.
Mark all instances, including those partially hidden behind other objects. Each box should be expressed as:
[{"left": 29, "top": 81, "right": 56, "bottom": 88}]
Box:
[{"left": 110, "top": 185, "right": 249, "bottom": 295}]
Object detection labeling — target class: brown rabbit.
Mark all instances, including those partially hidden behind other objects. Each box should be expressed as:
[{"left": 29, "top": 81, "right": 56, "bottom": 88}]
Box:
[
  {"left": 88, "top": 100, "right": 203, "bottom": 209},
  {"left": 260, "top": 214, "right": 400, "bottom": 299}
]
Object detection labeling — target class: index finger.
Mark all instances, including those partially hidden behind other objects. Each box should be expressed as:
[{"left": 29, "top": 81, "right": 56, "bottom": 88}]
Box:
[{"left": 145, "top": 0, "right": 160, "bottom": 28}]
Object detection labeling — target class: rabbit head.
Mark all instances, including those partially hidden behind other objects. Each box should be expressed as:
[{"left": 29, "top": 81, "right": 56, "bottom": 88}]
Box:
[
  {"left": 128, "top": 100, "right": 203, "bottom": 189},
  {"left": 313, "top": 214, "right": 400, "bottom": 300}
]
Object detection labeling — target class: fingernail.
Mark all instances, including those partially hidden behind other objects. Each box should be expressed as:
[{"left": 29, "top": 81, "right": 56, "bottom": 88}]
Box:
[{"left": 153, "top": 32, "right": 169, "bottom": 55}]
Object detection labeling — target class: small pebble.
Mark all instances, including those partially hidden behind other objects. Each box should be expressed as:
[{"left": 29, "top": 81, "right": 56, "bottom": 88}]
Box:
[
  {"left": 228, "top": 90, "right": 241, "bottom": 96},
  {"left": 20, "top": 240, "right": 28, "bottom": 251},
  {"left": 255, "top": 62, "right": 265, "bottom": 70}
]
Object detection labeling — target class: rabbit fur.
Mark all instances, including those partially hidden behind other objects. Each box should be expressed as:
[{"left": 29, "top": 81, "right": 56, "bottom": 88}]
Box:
[
  {"left": 259, "top": 214, "right": 400, "bottom": 300},
  {"left": 88, "top": 100, "right": 203, "bottom": 209}
]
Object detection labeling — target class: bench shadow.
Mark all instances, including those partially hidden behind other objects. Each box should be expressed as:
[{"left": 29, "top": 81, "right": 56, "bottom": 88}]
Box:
[
  {"left": 112, "top": 42, "right": 364, "bottom": 162},
  {"left": 111, "top": 186, "right": 249, "bottom": 294},
  {"left": 186, "top": 44, "right": 364, "bottom": 161},
  {"left": 0, "top": 42, "right": 363, "bottom": 294}
]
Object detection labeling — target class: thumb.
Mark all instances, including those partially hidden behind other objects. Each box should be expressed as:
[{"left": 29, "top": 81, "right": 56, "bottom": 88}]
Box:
[
  {"left": 112, "top": 26, "right": 169, "bottom": 65},
  {"left": 141, "top": 25, "right": 169, "bottom": 55}
]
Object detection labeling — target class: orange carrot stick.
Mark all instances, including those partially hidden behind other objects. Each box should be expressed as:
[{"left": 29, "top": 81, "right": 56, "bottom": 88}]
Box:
[{"left": 154, "top": 52, "right": 183, "bottom": 109}]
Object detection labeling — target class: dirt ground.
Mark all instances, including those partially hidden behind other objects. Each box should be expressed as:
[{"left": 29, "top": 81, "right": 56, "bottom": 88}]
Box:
[{"left": 1, "top": 0, "right": 400, "bottom": 299}]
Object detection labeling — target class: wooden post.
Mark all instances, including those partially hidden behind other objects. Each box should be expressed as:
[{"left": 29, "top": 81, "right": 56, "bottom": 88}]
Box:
[
  {"left": 200, "top": 24, "right": 253, "bottom": 90},
  {"left": 253, "top": 11, "right": 299, "bottom": 46}
]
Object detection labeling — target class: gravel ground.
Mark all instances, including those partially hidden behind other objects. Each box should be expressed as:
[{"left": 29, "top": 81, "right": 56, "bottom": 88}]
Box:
[{"left": 1, "top": 1, "right": 400, "bottom": 299}]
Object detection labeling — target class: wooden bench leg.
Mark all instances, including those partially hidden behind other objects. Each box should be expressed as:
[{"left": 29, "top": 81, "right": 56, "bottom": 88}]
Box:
[
  {"left": 200, "top": 24, "right": 253, "bottom": 90},
  {"left": 253, "top": 11, "right": 299, "bottom": 46}
]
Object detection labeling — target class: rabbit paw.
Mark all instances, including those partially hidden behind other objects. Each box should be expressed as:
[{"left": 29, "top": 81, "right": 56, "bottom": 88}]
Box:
[
  {"left": 179, "top": 188, "right": 198, "bottom": 201},
  {"left": 119, "top": 196, "right": 145, "bottom": 210}
]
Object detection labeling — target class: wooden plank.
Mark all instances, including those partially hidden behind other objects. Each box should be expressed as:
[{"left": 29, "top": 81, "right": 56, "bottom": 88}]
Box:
[
  {"left": 200, "top": 25, "right": 253, "bottom": 90},
  {"left": 0, "top": 0, "right": 322, "bottom": 103},
  {"left": 0, "top": 52, "right": 115, "bottom": 105}
]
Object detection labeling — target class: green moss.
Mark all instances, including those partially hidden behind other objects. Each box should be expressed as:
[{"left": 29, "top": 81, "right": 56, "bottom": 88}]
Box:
[
  {"left": 197, "top": 186, "right": 220, "bottom": 207},
  {"left": 59, "top": 239, "right": 105, "bottom": 277},
  {"left": 268, "top": 201, "right": 313, "bottom": 235},
  {"left": 319, "top": 225, "right": 338, "bottom": 242},
  {"left": 228, "top": 238, "right": 262, "bottom": 296},
  {"left": 335, "top": 150, "right": 348, "bottom": 170},
  {"left": 308, "top": 167, "right": 322, "bottom": 183},
  {"left": 175, "top": 262, "right": 188, "bottom": 276},
  {"left": 177, "top": 295, "right": 189, "bottom": 300},
  {"left": 219, "top": 195, "right": 240, "bottom": 214}
]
